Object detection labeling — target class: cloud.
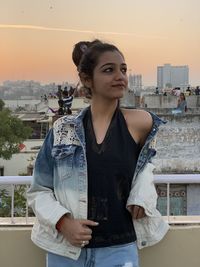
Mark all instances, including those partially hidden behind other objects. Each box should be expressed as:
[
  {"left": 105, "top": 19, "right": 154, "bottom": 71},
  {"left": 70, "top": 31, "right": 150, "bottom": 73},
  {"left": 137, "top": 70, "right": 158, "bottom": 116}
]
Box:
[{"left": 0, "top": 24, "right": 167, "bottom": 40}]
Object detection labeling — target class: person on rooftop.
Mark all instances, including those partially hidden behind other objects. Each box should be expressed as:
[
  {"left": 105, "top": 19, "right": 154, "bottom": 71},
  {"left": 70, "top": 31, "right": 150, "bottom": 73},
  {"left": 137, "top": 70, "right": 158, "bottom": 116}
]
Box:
[
  {"left": 62, "top": 86, "right": 74, "bottom": 115},
  {"left": 27, "top": 39, "right": 169, "bottom": 267},
  {"left": 172, "top": 92, "right": 187, "bottom": 115}
]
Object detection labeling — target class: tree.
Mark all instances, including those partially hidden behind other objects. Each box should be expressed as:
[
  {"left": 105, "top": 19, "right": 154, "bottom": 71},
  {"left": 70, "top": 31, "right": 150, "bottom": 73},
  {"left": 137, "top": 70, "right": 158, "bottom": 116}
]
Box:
[
  {"left": 0, "top": 99, "right": 32, "bottom": 160},
  {"left": 0, "top": 99, "right": 5, "bottom": 111}
]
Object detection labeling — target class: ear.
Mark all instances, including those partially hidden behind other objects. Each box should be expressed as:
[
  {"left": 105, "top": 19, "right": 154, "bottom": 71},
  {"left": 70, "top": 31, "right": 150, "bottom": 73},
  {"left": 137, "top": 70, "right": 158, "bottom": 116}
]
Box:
[{"left": 79, "top": 73, "right": 92, "bottom": 89}]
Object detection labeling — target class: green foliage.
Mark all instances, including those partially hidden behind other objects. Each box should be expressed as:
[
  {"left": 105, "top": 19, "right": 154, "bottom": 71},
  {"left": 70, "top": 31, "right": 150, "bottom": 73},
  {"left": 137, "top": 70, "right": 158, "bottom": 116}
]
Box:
[
  {"left": 0, "top": 189, "right": 11, "bottom": 216},
  {"left": 13, "top": 185, "right": 27, "bottom": 216},
  {"left": 0, "top": 99, "right": 5, "bottom": 111},
  {"left": 0, "top": 185, "right": 34, "bottom": 217},
  {"left": 0, "top": 99, "right": 32, "bottom": 160}
]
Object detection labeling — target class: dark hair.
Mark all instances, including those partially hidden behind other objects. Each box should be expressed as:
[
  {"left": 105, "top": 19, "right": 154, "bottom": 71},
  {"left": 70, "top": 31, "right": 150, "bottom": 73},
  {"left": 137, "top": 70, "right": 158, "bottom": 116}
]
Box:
[
  {"left": 180, "top": 92, "right": 186, "bottom": 100},
  {"left": 72, "top": 39, "right": 124, "bottom": 77},
  {"left": 72, "top": 41, "right": 91, "bottom": 68}
]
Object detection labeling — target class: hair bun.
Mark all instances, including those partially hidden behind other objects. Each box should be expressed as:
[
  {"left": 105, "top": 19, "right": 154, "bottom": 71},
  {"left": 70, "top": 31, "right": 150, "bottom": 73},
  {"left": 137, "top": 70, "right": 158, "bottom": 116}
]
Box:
[
  {"left": 80, "top": 43, "right": 88, "bottom": 53},
  {"left": 72, "top": 41, "right": 90, "bottom": 67},
  {"left": 72, "top": 39, "right": 101, "bottom": 67}
]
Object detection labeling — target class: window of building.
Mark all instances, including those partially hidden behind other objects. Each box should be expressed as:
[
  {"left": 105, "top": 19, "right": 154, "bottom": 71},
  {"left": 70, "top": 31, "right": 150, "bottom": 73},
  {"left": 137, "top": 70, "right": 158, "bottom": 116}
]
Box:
[{"left": 23, "top": 121, "right": 49, "bottom": 139}]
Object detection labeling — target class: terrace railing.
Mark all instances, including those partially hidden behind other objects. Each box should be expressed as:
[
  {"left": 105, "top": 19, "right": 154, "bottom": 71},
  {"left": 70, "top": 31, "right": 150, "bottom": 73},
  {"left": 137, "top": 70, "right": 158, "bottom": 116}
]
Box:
[{"left": 1, "top": 174, "right": 200, "bottom": 225}]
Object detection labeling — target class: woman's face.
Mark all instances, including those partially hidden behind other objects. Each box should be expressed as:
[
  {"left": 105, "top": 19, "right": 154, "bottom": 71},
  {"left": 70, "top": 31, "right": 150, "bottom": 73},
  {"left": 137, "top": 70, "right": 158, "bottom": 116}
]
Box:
[{"left": 89, "top": 50, "right": 128, "bottom": 100}]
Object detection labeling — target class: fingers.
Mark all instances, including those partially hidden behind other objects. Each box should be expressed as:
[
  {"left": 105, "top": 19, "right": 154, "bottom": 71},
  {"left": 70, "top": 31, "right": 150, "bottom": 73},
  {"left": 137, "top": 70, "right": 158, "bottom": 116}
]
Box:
[
  {"left": 71, "top": 228, "right": 92, "bottom": 247},
  {"left": 60, "top": 218, "right": 99, "bottom": 247},
  {"left": 71, "top": 239, "right": 90, "bottom": 248},
  {"left": 81, "top": 227, "right": 92, "bottom": 235},
  {"left": 131, "top": 205, "right": 146, "bottom": 219},
  {"left": 76, "top": 233, "right": 92, "bottom": 242},
  {"left": 79, "top": 219, "right": 99, "bottom": 235},
  {"left": 80, "top": 219, "right": 99, "bottom": 227},
  {"left": 70, "top": 220, "right": 98, "bottom": 247},
  {"left": 80, "top": 240, "right": 89, "bottom": 247},
  {"left": 69, "top": 232, "right": 92, "bottom": 247},
  {"left": 79, "top": 240, "right": 90, "bottom": 248}
]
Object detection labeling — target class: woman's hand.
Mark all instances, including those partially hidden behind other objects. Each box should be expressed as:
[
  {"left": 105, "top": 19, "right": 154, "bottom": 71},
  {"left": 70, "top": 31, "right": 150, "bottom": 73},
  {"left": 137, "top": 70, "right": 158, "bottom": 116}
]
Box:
[
  {"left": 130, "top": 205, "right": 146, "bottom": 219},
  {"left": 56, "top": 214, "right": 99, "bottom": 247}
]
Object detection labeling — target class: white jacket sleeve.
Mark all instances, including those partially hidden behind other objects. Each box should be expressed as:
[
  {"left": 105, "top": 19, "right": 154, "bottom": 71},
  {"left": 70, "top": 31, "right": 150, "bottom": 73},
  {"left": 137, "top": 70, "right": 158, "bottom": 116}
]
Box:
[
  {"left": 126, "top": 162, "right": 169, "bottom": 249},
  {"left": 127, "top": 162, "right": 157, "bottom": 213},
  {"left": 27, "top": 129, "right": 70, "bottom": 230}
]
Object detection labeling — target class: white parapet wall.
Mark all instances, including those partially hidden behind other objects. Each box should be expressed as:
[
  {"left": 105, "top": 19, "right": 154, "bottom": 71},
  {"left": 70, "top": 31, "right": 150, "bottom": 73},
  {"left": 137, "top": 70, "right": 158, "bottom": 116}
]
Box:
[{"left": 0, "top": 226, "right": 200, "bottom": 267}]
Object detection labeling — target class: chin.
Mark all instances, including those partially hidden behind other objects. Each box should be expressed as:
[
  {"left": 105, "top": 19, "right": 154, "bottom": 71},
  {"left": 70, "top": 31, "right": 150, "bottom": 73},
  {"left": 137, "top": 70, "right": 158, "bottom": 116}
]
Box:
[
  {"left": 117, "top": 90, "right": 125, "bottom": 98},
  {"left": 112, "top": 93, "right": 124, "bottom": 100}
]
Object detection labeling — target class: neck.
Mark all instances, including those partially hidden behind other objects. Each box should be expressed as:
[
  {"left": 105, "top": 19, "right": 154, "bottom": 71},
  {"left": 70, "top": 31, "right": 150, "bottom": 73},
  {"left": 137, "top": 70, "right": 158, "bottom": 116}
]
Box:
[{"left": 90, "top": 97, "right": 119, "bottom": 121}]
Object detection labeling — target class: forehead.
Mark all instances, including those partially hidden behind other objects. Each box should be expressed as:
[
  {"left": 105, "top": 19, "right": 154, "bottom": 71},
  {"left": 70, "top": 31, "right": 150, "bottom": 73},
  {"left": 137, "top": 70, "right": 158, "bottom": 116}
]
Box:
[{"left": 96, "top": 51, "right": 125, "bottom": 67}]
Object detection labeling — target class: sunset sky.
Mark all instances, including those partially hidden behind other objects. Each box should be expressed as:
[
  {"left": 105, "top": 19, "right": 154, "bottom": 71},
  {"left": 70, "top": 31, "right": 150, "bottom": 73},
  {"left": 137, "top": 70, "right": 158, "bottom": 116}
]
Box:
[{"left": 0, "top": 0, "right": 200, "bottom": 86}]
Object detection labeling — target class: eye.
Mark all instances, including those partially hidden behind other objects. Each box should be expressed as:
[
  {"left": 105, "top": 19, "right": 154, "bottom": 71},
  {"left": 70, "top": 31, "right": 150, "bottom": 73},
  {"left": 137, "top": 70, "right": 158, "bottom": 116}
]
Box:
[
  {"left": 103, "top": 67, "right": 113, "bottom": 73},
  {"left": 121, "top": 67, "right": 127, "bottom": 74}
]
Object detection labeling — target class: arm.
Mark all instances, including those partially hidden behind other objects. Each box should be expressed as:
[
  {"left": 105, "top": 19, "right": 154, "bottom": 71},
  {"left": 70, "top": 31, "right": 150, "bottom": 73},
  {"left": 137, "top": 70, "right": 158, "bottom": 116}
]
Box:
[
  {"left": 123, "top": 109, "right": 153, "bottom": 219},
  {"left": 27, "top": 127, "right": 99, "bottom": 247},
  {"left": 127, "top": 162, "right": 169, "bottom": 249},
  {"left": 126, "top": 162, "right": 158, "bottom": 217},
  {"left": 126, "top": 112, "right": 169, "bottom": 247},
  {"left": 122, "top": 109, "right": 153, "bottom": 146},
  {"left": 27, "top": 129, "right": 70, "bottom": 229}
]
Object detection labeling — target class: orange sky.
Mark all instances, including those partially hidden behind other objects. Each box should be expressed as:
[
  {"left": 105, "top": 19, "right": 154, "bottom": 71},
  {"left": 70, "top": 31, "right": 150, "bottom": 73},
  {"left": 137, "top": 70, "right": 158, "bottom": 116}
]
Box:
[{"left": 0, "top": 0, "right": 200, "bottom": 86}]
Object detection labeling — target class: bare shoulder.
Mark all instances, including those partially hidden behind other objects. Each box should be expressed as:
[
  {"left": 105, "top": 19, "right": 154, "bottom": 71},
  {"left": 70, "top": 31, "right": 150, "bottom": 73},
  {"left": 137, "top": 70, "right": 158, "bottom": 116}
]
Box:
[
  {"left": 121, "top": 108, "right": 153, "bottom": 145},
  {"left": 121, "top": 108, "right": 153, "bottom": 131}
]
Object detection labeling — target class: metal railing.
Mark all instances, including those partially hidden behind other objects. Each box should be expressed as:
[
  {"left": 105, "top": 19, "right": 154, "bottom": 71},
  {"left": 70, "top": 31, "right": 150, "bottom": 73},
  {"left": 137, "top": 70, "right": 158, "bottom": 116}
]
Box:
[
  {"left": 0, "top": 176, "right": 32, "bottom": 225},
  {"left": 1, "top": 174, "right": 200, "bottom": 225},
  {"left": 154, "top": 174, "right": 200, "bottom": 224}
]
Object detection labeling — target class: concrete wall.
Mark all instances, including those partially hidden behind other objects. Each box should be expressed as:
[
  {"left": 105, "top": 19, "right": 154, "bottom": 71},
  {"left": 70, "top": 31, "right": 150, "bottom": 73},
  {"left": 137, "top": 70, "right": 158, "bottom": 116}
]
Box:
[
  {"left": 4, "top": 98, "right": 89, "bottom": 112},
  {"left": 153, "top": 114, "right": 200, "bottom": 173},
  {"left": 143, "top": 95, "right": 200, "bottom": 109},
  {"left": 1, "top": 227, "right": 200, "bottom": 267},
  {"left": 121, "top": 93, "right": 200, "bottom": 111},
  {"left": 0, "top": 140, "right": 43, "bottom": 176},
  {"left": 0, "top": 227, "right": 45, "bottom": 267}
]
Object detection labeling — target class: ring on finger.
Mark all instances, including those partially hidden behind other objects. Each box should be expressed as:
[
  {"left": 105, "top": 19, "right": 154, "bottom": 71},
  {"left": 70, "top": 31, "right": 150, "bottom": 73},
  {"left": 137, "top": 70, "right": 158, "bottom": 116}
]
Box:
[{"left": 81, "top": 241, "right": 86, "bottom": 247}]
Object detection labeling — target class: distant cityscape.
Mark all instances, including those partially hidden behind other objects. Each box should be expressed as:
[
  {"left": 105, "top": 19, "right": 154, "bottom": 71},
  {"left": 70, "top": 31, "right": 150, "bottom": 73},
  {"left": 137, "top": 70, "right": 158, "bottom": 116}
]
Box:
[
  {"left": 0, "top": 63, "right": 199, "bottom": 100},
  {"left": 0, "top": 80, "right": 74, "bottom": 100}
]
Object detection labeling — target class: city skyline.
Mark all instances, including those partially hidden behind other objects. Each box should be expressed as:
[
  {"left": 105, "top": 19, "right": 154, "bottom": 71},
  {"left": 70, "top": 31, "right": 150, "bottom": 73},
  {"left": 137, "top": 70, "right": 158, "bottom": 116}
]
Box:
[{"left": 0, "top": 0, "right": 200, "bottom": 86}]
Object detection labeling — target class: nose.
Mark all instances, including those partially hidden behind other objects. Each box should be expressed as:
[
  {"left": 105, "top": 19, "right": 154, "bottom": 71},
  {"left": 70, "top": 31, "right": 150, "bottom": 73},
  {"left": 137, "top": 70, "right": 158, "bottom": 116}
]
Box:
[
  {"left": 114, "top": 69, "right": 127, "bottom": 82},
  {"left": 114, "top": 71, "right": 128, "bottom": 87}
]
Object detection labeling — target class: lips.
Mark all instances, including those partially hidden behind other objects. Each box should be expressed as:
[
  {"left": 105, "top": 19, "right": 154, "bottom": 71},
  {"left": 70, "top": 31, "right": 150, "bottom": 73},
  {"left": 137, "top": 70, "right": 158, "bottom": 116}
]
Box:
[{"left": 112, "top": 83, "right": 126, "bottom": 88}]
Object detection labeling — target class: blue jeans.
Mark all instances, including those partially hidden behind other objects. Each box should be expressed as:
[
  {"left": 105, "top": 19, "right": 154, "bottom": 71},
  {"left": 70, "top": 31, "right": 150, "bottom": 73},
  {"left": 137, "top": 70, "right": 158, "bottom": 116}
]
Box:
[{"left": 47, "top": 242, "right": 139, "bottom": 267}]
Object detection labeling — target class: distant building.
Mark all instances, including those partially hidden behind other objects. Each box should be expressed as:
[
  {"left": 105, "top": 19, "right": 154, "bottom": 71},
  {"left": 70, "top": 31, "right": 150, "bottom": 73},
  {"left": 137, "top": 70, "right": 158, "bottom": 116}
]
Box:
[
  {"left": 157, "top": 64, "right": 189, "bottom": 89},
  {"left": 1, "top": 98, "right": 89, "bottom": 176},
  {"left": 128, "top": 74, "right": 142, "bottom": 92}
]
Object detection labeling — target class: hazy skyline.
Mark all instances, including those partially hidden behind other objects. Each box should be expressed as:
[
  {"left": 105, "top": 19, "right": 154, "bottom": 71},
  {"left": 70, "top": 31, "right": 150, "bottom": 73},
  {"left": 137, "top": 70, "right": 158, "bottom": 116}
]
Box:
[{"left": 0, "top": 0, "right": 200, "bottom": 86}]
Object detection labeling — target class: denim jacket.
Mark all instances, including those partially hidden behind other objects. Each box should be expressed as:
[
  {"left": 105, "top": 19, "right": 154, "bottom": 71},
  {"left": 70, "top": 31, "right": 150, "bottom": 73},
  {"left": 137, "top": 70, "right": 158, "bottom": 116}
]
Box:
[{"left": 27, "top": 107, "right": 169, "bottom": 260}]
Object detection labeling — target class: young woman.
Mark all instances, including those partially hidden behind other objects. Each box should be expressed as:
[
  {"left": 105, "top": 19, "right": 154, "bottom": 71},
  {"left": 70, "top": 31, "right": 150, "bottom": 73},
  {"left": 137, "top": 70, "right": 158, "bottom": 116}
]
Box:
[
  {"left": 172, "top": 92, "right": 187, "bottom": 114},
  {"left": 27, "top": 40, "right": 169, "bottom": 267},
  {"left": 177, "top": 92, "right": 187, "bottom": 113}
]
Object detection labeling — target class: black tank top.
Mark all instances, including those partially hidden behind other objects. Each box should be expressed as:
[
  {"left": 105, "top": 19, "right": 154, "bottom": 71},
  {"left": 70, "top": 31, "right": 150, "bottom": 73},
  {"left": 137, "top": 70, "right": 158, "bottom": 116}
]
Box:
[{"left": 83, "top": 106, "right": 140, "bottom": 248}]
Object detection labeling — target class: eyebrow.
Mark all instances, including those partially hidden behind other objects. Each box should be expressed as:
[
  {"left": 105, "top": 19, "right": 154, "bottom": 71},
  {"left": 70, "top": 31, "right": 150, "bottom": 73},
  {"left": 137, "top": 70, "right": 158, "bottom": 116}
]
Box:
[{"left": 99, "top": 63, "right": 127, "bottom": 69}]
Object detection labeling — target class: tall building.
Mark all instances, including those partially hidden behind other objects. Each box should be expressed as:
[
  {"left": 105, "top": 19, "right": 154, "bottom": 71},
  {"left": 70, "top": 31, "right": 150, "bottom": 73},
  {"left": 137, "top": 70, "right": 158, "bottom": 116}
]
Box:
[
  {"left": 128, "top": 74, "right": 142, "bottom": 92},
  {"left": 157, "top": 64, "right": 189, "bottom": 89}
]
